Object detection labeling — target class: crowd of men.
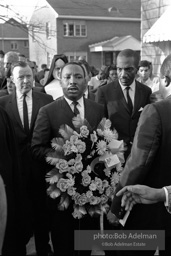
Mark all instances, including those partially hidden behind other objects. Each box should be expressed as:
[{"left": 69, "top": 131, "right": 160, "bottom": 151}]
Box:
[{"left": 0, "top": 48, "right": 171, "bottom": 256}]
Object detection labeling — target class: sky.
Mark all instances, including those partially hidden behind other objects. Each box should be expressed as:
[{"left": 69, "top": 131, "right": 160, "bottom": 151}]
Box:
[{"left": 0, "top": 0, "right": 44, "bottom": 23}]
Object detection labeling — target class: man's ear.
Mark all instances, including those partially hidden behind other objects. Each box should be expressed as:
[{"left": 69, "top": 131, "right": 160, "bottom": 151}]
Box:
[
  {"left": 165, "top": 76, "right": 171, "bottom": 87},
  {"left": 85, "top": 75, "right": 91, "bottom": 83}
]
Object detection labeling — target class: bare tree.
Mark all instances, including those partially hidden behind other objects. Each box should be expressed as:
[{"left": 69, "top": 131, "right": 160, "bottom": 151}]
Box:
[{"left": 0, "top": 3, "right": 57, "bottom": 52}]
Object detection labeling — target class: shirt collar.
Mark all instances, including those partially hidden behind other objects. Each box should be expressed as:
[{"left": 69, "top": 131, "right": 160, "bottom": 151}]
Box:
[
  {"left": 119, "top": 79, "right": 136, "bottom": 92},
  {"left": 64, "top": 96, "right": 84, "bottom": 108},
  {"left": 16, "top": 89, "right": 32, "bottom": 99}
]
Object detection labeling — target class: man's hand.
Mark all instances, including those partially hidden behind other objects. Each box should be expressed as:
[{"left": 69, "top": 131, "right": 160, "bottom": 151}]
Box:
[
  {"left": 116, "top": 185, "right": 165, "bottom": 211},
  {"left": 107, "top": 210, "right": 120, "bottom": 225}
]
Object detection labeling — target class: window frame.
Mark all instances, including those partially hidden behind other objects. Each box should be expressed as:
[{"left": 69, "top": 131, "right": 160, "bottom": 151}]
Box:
[
  {"left": 63, "top": 21, "right": 87, "bottom": 37},
  {"left": 10, "top": 41, "right": 18, "bottom": 50},
  {"left": 24, "top": 40, "right": 29, "bottom": 48}
]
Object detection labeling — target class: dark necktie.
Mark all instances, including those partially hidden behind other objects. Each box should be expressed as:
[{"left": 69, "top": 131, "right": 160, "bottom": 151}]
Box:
[
  {"left": 72, "top": 101, "right": 79, "bottom": 116},
  {"left": 125, "top": 86, "right": 133, "bottom": 113},
  {"left": 23, "top": 94, "right": 29, "bottom": 134}
]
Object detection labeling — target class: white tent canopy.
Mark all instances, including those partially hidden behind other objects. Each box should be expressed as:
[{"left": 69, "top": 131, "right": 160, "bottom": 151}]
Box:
[{"left": 143, "top": 6, "right": 171, "bottom": 43}]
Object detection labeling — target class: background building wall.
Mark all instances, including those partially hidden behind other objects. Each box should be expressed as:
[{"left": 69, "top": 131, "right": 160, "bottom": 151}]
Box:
[
  {"left": 57, "top": 18, "right": 140, "bottom": 69},
  {"left": 29, "top": 6, "right": 57, "bottom": 69},
  {"left": 141, "top": 0, "right": 171, "bottom": 75}
]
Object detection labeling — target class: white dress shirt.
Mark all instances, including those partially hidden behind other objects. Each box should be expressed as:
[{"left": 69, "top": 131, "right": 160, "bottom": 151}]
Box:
[
  {"left": 119, "top": 80, "right": 136, "bottom": 107},
  {"left": 64, "top": 96, "right": 85, "bottom": 120},
  {"left": 16, "top": 89, "right": 32, "bottom": 128}
]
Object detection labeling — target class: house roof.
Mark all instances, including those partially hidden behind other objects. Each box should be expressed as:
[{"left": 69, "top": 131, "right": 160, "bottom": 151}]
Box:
[
  {"left": 46, "top": 0, "right": 141, "bottom": 19},
  {"left": 0, "top": 18, "right": 28, "bottom": 39},
  {"left": 89, "top": 35, "right": 140, "bottom": 52},
  {"left": 143, "top": 5, "right": 171, "bottom": 43}
]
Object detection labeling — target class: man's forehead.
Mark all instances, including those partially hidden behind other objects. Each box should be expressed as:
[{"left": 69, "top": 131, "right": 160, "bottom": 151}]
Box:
[
  {"left": 62, "top": 64, "right": 84, "bottom": 74},
  {"left": 13, "top": 65, "right": 31, "bottom": 75},
  {"left": 117, "top": 56, "right": 135, "bottom": 65}
]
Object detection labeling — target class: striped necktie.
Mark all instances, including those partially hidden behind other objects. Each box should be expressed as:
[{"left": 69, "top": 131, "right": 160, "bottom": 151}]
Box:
[{"left": 72, "top": 101, "right": 79, "bottom": 116}]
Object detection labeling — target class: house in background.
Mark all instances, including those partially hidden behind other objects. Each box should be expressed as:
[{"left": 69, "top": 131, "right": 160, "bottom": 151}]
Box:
[
  {"left": 89, "top": 35, "right": 141, "bottom": 66},
  {"left": 29, "top": 0, "right": 141, "bottom": 69},
  {"left": 141, "top": 0, "right": 171, "bottom": 76},
  {"left": 0, "top": 18, "right": 29, "bottom": 58}
]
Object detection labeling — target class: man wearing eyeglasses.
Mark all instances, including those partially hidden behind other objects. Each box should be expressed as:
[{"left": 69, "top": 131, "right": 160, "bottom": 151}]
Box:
[{"left": 96, "top": 49, "right": 152, "bottom": 159}]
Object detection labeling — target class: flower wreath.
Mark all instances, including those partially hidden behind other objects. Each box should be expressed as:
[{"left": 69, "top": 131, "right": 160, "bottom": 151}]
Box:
[{"left": 46, "top": 117, "right": 124, "bottom": 219}]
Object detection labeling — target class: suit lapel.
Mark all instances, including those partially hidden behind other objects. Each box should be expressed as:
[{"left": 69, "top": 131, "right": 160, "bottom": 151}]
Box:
[
  {"left": 30, "top": 92, "right": 41, "bottom": 129},
  {"left": 84, "top": 98, "right": 99, "bottom": 128},
  {"left": 10, "top": 92, "right": 23, "bottom": 129},
  {"left": 61, "top": 97, "right": 76, "bottom": 128},
  {"left": 132, "top": 81, "right": 142, "bottom": 116}
]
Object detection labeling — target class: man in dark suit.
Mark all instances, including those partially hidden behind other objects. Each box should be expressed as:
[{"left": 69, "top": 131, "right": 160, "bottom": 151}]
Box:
[
  {"left": 0, "top": 61, "right": 53, "bottom": 256},
  {"left": 109, "top": 54, "right": 171, "bottom": 255},
  {"left": 0, "top": 106, "right": 23, "bottom": 255},
  {"left": 31, "top": 62, "right": 104, "bottom": 256},
  {"left": 96, "top": 49, "right": 152, "bottom": 159}
]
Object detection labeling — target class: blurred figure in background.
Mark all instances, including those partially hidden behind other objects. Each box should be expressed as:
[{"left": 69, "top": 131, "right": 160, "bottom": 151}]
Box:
[
  {"left": 40, "top": 68, "right": 50, "bottom": 86},
  {"left": 1, "top": 51, "right": 19, "bottom": 89},
  {"left": 36, "top": 64, "right": 48, "bottom": 83},
  {"left": 88, "top": 65, "right": 108, "bottom": 94},
  {"left": 28, "top": 61, "right": 42, "bottom": 87},
  {"left": 0, "top": 50, "right": 4, "bottom": 61},
  {"left": 0, "top": 75, "right": 16, "bottom": 97},
  {"left": 18, "top": 54, "right": 27, "bottom": 63},
  {"left": 137, "top": 60, "right": 159, "bottom": 93},
  {"left": 44, "top": 54, "right": 68, "bottom": 100},
  {"left": 107, "top": 64, "right": 118, "bottom": 83},
  {"left": 0, "top": 50, "right": 5, "bottom": 88}
]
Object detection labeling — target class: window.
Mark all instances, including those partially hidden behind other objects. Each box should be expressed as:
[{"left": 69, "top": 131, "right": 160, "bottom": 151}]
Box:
[
  {"left": 65, "top": 52, "right": 87, "bottom": 62},
  {"left": 63, "top": 21, "right": 87, "bottom": 37},
  {"left": 46, "top": 22, "right": 51, "bottom": 39},
  {"left": 11, "top": 41, "right": 18, "bottom": 50},
  {"left": 24, "top": 40, "right": 29, "bottom": 48}
]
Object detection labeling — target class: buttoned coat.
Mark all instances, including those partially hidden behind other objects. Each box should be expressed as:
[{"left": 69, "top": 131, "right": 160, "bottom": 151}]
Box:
[{"left": 96, "top": 80, "right": 152, "bottom": 148}]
